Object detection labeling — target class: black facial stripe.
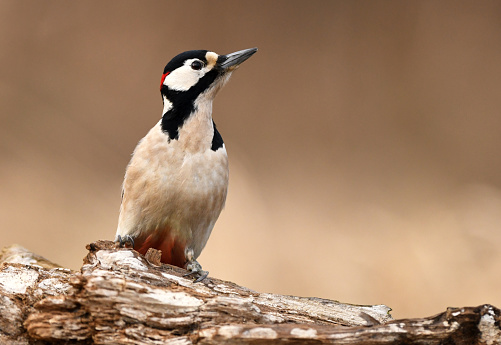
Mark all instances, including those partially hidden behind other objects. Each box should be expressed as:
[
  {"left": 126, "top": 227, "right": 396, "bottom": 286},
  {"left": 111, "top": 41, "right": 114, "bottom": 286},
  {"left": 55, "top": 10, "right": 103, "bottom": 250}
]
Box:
[
  {"left": 211, "top": 121, "right": 224, "bottom": 151},
  {"left": 161, "top": 98, "right": 192, "bottom": 140},
  {"left": 161, "top": 69, "right": 220, "bottom": 140}
]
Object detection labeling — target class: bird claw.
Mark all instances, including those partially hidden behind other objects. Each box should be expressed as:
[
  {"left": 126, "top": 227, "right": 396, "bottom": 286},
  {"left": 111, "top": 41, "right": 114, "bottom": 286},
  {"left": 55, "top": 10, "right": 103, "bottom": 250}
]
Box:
[
  {"left": 184, "top": 269, "right": 209, "bottom": 283},
  {"left": 116, "top": 234, "right": 135, "bottom": 248},
  {"left": 184, "top": 259, "right": 209, "bottom": 283}
]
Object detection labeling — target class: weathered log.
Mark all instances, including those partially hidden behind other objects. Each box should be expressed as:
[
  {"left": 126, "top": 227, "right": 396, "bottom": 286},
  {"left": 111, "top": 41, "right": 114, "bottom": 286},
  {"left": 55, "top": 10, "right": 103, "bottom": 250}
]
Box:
[{"left": 0, "top": 241, "right": 499, "bottom": 344}]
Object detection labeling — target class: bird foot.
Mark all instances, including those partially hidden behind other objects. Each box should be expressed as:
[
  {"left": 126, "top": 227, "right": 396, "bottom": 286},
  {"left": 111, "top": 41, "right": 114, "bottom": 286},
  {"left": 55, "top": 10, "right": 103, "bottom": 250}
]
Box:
[
  {"left": 116, "top": 234, "right": 135, "bottom": 248},
  {"left": 183, "top": 249, "right": 208, "bottom": 282},
  {"left": 183, "top": 262, "right": 209, "bottom": 283}
]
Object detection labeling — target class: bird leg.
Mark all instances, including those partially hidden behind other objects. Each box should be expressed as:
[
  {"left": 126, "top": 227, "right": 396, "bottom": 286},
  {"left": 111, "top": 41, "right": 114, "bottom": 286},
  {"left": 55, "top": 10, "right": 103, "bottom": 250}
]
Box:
[
  {"left": 183, "top": 248, "right": 208, "bottom": 283},
  {"left": 116, "top": 234, "right": 135, "bottom": 249}
]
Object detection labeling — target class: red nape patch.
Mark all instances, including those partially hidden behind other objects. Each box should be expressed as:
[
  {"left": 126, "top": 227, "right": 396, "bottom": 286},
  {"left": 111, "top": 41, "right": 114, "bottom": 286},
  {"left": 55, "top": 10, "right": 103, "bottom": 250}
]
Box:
[
  {"left": 134, "top": 228, "right": 187, "bottom": 268},
  {"left": 160, "top": 72, "right": 170, "bottom": 90}
]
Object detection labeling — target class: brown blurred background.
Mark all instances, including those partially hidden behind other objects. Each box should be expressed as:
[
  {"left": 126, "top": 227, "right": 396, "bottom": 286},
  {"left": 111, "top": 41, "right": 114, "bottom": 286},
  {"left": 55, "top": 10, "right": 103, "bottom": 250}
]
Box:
[{"left": 1, "top": 1, "right": 501, "bottom": 319}]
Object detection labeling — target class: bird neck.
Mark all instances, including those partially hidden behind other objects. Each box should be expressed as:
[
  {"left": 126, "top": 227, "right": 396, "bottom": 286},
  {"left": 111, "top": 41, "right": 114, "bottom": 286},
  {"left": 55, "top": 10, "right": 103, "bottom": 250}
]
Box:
[{"left": 161, "top": 93, "right": 216, "bottom": 153}]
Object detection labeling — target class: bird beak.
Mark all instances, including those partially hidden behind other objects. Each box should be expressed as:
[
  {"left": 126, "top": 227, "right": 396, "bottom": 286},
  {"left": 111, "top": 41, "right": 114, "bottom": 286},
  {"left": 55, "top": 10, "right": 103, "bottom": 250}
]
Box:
[{"left": 218, "top": 48, "right": 258, "bottom": 71}]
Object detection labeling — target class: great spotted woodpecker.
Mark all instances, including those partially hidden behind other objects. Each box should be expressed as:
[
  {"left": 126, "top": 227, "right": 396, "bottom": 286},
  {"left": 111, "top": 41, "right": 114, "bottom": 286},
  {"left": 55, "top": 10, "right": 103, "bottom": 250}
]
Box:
[{"left": 115, "top": 48, "right": 257, "bottom": 281}]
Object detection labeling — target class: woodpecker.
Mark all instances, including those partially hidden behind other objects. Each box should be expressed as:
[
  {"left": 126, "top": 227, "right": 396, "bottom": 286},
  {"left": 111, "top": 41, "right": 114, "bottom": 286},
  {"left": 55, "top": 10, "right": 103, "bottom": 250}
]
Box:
[{"left": 115, "top": 48, "right": 257, "bottom": 281}]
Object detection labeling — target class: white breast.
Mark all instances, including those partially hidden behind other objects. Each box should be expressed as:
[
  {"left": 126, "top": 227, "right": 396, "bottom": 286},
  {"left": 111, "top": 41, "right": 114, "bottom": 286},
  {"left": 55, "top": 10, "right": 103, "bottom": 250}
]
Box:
[{"left": 116, "top": 120, "right": 229, "bottom": 259}]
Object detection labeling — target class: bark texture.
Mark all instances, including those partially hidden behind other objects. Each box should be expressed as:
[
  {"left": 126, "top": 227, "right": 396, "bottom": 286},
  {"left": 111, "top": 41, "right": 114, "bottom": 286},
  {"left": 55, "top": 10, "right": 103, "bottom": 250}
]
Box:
[{"left": 0, "top": 241, "right": 499, "bottom": 344}]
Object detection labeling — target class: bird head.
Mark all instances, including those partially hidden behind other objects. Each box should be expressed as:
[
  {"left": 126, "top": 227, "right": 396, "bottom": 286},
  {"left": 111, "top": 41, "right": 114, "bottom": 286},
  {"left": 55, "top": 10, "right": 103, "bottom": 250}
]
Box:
[
  {"left": 160, "top": 48, "right": 257, "bottom": 97},
  {"left": 159, "top": 48, "right": 257, "bottom": 140}
]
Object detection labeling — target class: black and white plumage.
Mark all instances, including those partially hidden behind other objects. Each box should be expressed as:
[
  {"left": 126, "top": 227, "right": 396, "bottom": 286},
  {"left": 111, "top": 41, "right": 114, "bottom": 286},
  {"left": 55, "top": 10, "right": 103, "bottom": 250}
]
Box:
[{"left": 115, "top": 48, "right": 257, "bottom": 281}]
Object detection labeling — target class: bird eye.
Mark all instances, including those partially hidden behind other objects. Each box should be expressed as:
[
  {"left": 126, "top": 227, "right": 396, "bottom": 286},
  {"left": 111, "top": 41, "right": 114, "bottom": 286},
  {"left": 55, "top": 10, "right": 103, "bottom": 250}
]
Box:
[{"left": 191, "top": 60, "right": 203, "bottom": 70}]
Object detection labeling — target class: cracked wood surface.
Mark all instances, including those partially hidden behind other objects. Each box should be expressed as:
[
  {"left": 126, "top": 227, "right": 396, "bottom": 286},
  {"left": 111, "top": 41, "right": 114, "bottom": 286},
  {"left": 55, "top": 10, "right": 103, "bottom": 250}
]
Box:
[{"left": 0, "top": 241, "right": 499, "bottom": 344}]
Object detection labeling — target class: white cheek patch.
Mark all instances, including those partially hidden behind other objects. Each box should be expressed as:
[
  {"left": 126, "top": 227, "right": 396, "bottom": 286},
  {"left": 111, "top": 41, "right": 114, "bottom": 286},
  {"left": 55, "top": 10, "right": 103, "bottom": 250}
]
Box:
[{"left": 163, "top": 59, "right": 210, "bottom": 91}]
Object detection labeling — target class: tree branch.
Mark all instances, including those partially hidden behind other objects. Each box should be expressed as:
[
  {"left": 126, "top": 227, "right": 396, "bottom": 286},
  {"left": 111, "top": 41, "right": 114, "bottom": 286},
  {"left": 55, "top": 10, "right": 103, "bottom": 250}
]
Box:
[{"left": 0, "top": 241, "right": 499, "bottom": 344}]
